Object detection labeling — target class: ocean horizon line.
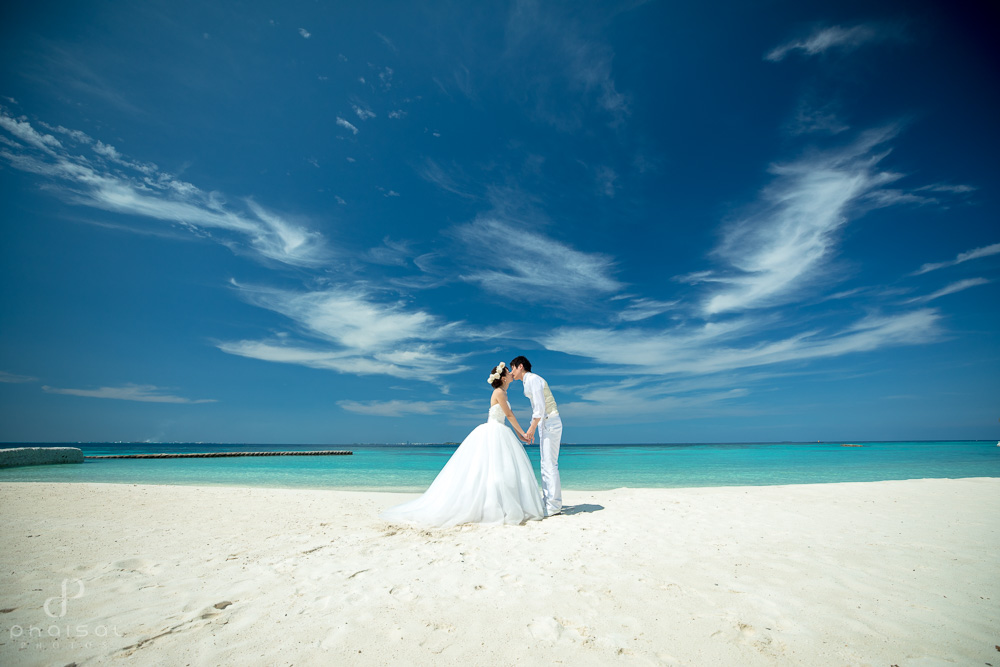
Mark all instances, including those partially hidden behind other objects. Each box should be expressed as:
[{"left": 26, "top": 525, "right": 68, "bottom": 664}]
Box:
[{"left": 2, "top": 438, "right": 997, "bottom": 448}]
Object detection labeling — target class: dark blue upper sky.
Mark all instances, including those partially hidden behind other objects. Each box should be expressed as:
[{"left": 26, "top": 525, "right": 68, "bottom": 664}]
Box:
[{"left": 1, "top": 0, "right": 997, "bottom": 443}]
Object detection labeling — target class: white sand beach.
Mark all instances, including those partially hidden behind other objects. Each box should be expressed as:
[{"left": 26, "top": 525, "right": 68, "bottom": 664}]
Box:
[{"left": 1, "top": 478, "right": 997, "bottom": 666}]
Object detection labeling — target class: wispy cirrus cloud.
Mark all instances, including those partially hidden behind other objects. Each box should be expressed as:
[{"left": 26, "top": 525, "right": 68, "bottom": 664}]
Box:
[
  {"left": 42, "top": 384, "right": 216, "bottom": 403},
  {"left": 905, "top": 278, "right": 989, "bottom": 304},
  {"left": 543, "top": 309, "right": 941, "bottom": 376},
  {"left": 913, "top": 242, "right": 1000, "bottom": 275},
  {"left": 0, "top": 371, "right": 38, "bottom": 383},
  {"left": 612, "top": 296, "right": 678, "bottom": 322},
  {"left": 451, "top": 216, "right": 623, "bottom": 305},
  {"left": 418, "top": 158, "right": 479, "bottom": 199},
  {"left": 336, "top": 117, "right": 359, "bottom": 134},
  {"left": 352, "top": 103, "right": 375, "bottom": 120},
  {"left": 0, "top": 109, "right": 329, "bottom": 267},
  {"left": 218, "top": 282, "right": 472, "bottom": 381},
  {"left": 364, "top": 237, "right": 413, "bottom": 266},
  {"left": 691, "top": 126, "right": 926, "bottom": 316},
  {"left": 788, "top": 98, "right": 849, "bottom": 136},
  {"left": 504, "top": 1, "right": 629, "bottom": 128},
  {"left": 559, "top": 381, "right": 750, "bottom": 423},
  {"left": 338, "top": 398, "right": 468, "bottom": 417},
  {"left": 38, "top": 121, "right": 93, "bottom": 145},
  {"left": 0, "top": 112, "right": 62, "bottom": 152},
  {"left": 765, "top": 24, "right": 883, "bottom": 62},
  {"left": 375, "top": 31, "right": 397, "bottom": 53}
]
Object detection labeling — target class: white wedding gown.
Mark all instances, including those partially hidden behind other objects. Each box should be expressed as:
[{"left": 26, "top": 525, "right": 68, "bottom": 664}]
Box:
[{"left": 380, "top": 402, "right": 544, "bottom": 527}]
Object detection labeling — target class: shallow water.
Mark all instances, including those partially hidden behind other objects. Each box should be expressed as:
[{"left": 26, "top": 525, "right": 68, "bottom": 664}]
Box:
[{"left": 2, "top": 441, "right": 998, "bottom": 491}]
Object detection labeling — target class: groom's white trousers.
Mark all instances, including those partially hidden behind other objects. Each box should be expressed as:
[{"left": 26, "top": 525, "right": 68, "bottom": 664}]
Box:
[{"left": 539, "top": 414, "right": 563, "bottom": 515}]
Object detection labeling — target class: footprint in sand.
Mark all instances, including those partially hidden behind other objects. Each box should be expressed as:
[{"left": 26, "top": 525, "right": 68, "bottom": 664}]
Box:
[
  {"left": 658, "top": 582, "right": 683, "bottom": 594},
  {"left": 419, "top": 622, "right": 456, "bottom": 655},
  {"left": 500, "top": 573, "right": 523, "bottom": 587},
  {"left": 112, "top": 558, "right": 160, "bottom": 575},
  {"left": 389, "top": 585, "right": 416, "bottom": 602},
  {"left": 527, "top": 617, "right": 565, "bottom": 642}
]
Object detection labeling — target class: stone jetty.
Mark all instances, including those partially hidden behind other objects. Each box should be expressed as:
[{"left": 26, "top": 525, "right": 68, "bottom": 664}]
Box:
[{"left": 0, "top": 447, "right": 84, "bottom": 468}]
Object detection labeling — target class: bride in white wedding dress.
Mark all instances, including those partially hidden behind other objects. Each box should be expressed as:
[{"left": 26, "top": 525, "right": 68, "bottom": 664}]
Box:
[{"left": 380, "top": 362, "right": 545, "bottom": 527}]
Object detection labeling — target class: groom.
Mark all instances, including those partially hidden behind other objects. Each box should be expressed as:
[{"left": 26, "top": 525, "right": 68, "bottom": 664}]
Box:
[{"left": 510, "top": 356, "right": 563, "bottom": 517}]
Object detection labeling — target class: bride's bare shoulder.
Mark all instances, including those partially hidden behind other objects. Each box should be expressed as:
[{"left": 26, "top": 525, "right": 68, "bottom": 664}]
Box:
[{"left": 490, "top": 387, "right": 506, "bottom": 405}]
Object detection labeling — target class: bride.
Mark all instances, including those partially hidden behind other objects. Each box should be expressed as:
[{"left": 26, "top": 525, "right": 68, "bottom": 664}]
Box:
[{"left": 380, "top": 362, "right": 545, "bottom": 527}]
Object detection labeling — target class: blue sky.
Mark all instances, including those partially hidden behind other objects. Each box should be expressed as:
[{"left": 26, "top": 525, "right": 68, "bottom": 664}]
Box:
[{"left": 1, "top": 0, "right": 997, "bottom": 444}]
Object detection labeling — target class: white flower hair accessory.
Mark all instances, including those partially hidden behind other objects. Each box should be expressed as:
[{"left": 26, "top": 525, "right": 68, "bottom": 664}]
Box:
[{"left": 487, "top": 362, "right": 507, "bottom": 385}]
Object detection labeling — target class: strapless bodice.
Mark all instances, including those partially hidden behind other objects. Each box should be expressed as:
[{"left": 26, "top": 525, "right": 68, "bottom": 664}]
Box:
[{"left": 488, "top": 402, "right": 507, "bottom": 425}]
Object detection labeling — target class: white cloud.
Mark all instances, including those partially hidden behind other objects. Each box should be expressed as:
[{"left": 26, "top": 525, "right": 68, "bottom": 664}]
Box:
[
  {"left": 0, "top": 111, "right": 62, "bottom": 152},
  {"left": 543, "top": 309, "right": 941, "bottom": 376},
  {"left": 338, "top": 399, "right": 460, "bottom": 417},
  {"left": 697, "top": 126, "right": 907, "bottom": 316},
  {"left": 0, "top": 110, "right": 329, "bottom": 267},
  {"left": 559, "top": 383, "right": 750, "bottom": 423},
  {"left": 375, "top": 32, "right": 397, "bottom": 53},
  {"left": 905, "top": 278, "right": 989, "bottom": 303},
  {"left": 388, "top": 110, "right": 407, "bottom": 119},
  {"left": 218, "top": 283, "right": 471, "bottom": 381},
  {"left": 42, "top": 383, "right": 216, "bottom": 403},
  {"left": 379, "top": 66, "right": 393, "bottom": 89},
  {"left": 93, "top": 140, "right": 121, "bottom": 160},
  {"left": 915, "top": 183, "right": 975, "bottom": 194},
  {"left": 0, "top": 371, "right": 37, "bottom": 383},
  {"left": 862, "top": 189, "right": 936, "bottom": 208},
  {"left": 452, "top": 217, "right": 623, "bottom": 304},
  {"left": 39, "top": 122, "right": 92, "bottom": 144},
  {"left": 766, "top": 24, "right": 881, "bottom": 62},
  {"left": 418, "top": 159, "right": 477, "bottom": 199},
  {"left": 299, "top": 28, "right": 311, "bottom": 39},
  {"left": 613, "top": 297, "right": 678, "bottom": 322},
  {"left": 913, "top": 242, "right": 1000, "bottom": 275},
  {"left": 365, "top": 237, "right": 411, "bottom": 266},
  {"left": 336, "top": 117, "right": 359, "bottom": 135},
  {"left": 352, "top": 104, "right": 375, "bottom": 120}
]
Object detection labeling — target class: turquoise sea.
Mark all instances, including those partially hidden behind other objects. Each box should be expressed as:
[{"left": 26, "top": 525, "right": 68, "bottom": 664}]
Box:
[{"left": 2, "top": 441, "right": 998, "bottom": 492}]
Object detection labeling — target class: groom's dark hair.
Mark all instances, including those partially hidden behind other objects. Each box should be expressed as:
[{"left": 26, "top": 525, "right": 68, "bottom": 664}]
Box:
[{"left": 510, "top": 356, "right": 532, "bottom": 372}]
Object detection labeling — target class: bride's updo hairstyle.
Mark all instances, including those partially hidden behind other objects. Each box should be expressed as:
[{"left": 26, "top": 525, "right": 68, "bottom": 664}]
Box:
[{"left": 488, "top": 362, "right": 509, "bottom": 389}]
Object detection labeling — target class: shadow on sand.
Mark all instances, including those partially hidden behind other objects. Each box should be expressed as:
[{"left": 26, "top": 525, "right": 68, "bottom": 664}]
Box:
[{"left": 559, "top": 504, "right": 604, "bottom": 516}]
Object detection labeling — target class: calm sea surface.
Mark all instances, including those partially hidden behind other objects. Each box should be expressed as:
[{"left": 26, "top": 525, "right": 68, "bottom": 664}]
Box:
[{"left": 2, "top": 441, "right": 998, "bottom": 492}]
